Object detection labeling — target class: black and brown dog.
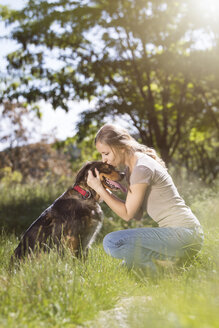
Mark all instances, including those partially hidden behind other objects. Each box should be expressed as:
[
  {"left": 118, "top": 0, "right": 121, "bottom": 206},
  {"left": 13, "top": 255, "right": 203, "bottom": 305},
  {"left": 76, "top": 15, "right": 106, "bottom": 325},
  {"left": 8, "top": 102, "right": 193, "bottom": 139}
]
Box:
[{"left": 12, "top": 161, "right": 126, "bottom": 261}]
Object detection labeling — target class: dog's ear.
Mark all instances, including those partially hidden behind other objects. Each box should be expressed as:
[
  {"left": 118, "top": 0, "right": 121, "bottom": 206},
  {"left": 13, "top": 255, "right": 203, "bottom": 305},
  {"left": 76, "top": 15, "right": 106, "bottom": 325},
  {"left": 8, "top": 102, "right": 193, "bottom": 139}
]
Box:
[
  {"left": 74, "top": 161, "right": 100, "bottom": 185},
  {"left": 74, "top": 162, "right": 92, "bottom": 185}
]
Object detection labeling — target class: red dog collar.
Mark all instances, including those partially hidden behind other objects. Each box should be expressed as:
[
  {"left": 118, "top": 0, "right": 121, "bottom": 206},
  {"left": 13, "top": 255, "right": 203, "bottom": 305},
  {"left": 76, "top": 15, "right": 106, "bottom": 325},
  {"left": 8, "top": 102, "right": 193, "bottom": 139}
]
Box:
[{"left": 73, "top": 185, "right": 91, "bottom": 199}]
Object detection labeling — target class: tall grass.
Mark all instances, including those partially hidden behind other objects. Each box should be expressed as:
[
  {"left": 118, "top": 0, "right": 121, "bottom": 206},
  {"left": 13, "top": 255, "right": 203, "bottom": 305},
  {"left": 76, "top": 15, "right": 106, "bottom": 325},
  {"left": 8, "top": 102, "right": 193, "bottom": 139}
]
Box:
[
  {"left": 0, "top": 175, "right": 73, "bottom": 234},
  {"left": 0, "top": 240, "right": 144, "bottom": 327},
  {"left": 0, "top": 178, "right": 218, "bottom": 327}
]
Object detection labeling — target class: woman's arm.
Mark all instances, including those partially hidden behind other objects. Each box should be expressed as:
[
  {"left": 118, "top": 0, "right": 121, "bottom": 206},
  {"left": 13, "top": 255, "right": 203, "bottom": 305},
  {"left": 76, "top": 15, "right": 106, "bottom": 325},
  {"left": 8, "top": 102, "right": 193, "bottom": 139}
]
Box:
[{"left": 87, "top": 169, "right": 147, "bottom": 221}]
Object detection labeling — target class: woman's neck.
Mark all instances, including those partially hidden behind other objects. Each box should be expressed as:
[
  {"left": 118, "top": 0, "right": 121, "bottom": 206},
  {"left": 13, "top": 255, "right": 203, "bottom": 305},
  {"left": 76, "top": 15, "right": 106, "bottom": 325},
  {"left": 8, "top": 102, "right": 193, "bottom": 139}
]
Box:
[{"left": 125, "top": 151, "right": 141, "bottom": 173}]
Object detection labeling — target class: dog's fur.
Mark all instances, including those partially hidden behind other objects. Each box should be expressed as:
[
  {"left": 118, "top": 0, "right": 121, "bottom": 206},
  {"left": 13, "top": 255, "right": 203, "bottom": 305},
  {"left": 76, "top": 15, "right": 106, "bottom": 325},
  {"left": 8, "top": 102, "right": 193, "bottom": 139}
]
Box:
[{"left": 12, "top": 161, "right": 125, "bottom": 261}]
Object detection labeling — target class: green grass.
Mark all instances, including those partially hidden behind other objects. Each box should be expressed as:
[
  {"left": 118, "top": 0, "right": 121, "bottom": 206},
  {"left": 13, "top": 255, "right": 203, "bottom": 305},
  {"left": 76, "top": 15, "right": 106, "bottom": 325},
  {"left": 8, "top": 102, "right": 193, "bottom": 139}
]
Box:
[
  {"left": 0, "top": 176, "right": 73, "bottom": 234},
  {"left": 0, "top": 241, "right": 142, "bottom": 327},
  {"left": 0, "top": 180, "right": 218, "bottom": 327},
  {"left": 0, "top": 225, "right": 218, "bottom": 328}
]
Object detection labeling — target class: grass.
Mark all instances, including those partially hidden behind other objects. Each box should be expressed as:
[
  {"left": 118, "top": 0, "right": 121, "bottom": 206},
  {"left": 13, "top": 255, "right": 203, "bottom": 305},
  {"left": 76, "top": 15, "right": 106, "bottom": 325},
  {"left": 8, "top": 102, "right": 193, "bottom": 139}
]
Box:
[
  {"left": 0, "top": 176, "right": 72, "bottom": 235},
  {"left": 0, "top": 241, "right": 142, "bottom": 327},
  {"left": 0, "top": 179, "right": 218, "bottom": 327}
]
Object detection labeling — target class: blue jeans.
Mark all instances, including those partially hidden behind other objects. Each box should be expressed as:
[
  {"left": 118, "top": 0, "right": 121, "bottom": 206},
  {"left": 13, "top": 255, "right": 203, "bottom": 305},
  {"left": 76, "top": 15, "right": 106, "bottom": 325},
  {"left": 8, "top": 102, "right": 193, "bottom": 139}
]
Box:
[{"left": 103, "top": 226, "right": 204, "bottom": 274}]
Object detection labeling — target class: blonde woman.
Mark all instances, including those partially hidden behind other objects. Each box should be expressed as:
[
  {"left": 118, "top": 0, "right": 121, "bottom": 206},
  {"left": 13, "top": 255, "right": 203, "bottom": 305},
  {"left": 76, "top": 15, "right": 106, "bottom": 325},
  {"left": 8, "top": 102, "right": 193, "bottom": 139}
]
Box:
[{"left": 87, "top": 124, "right": 203, "bottom": 274}]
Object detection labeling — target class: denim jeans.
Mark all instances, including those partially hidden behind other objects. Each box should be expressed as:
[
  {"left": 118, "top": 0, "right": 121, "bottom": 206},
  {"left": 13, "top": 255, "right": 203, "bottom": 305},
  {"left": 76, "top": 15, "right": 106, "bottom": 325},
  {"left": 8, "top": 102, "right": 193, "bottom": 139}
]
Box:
[{"left": 103, "top": 226, "right": 204, "bottom": 274}]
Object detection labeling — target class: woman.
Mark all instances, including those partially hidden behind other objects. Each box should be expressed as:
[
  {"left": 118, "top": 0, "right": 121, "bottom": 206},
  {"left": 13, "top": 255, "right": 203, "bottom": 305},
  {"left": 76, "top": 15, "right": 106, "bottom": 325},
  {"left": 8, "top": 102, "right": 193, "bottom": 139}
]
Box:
[{"left": 87, "top": 124, "right": 204, "bottom": 274}]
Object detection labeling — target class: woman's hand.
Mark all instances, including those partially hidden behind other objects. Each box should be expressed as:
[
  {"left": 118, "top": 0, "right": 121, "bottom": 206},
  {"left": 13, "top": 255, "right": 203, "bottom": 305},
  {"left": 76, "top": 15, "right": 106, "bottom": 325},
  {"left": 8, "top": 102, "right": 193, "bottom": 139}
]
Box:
[{"left": 87, "top": 169, "right": 103, "bottom": 194}]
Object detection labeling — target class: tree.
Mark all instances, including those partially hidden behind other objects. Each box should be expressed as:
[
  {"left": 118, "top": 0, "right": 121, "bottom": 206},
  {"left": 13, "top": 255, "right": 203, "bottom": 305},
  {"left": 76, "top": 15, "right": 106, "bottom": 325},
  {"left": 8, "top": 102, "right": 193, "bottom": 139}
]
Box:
[
  {"left": 0, "top": 101, "right": 72, "bottom": 181},
  {"left": 0, "top": 0, "right": 218, "bottom": 182},
  {"left": 0, "top": 101, "right": 40, "bottom": 149}
]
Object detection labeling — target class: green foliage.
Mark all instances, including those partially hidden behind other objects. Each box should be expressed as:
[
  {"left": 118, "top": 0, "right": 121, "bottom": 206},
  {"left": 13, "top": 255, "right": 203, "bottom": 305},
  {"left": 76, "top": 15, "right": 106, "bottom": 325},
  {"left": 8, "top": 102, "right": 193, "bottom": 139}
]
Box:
[
  {"left": 0, "top": 0, "right": 218, "bottom": 182},
  {"left": 0, "top": 167, "right": 22, "bottom": 185},
  {"left": 55, "top": 122, "right": 101, "bottom": 172}
]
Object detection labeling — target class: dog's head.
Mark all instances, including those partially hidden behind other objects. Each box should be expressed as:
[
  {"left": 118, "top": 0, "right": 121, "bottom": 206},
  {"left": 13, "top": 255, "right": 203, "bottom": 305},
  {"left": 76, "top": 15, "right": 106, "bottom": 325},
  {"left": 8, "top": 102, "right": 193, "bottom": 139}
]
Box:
[{"left": 74, "top": 161, "right": 126, "bottom": 198}]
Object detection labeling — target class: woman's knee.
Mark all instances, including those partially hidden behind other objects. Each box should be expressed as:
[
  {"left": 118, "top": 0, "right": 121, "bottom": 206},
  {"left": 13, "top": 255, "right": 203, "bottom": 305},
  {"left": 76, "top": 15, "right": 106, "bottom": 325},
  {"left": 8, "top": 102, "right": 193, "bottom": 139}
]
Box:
[{"left": 103, "top": 230, "right": 127, "bottom": 256}]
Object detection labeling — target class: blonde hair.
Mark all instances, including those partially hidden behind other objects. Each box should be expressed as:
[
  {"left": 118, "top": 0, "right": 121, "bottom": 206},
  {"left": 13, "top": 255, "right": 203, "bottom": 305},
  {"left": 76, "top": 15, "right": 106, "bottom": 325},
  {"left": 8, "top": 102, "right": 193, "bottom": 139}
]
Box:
[{"left": 95, "top": 124, "right": 166, "bottom": 168}]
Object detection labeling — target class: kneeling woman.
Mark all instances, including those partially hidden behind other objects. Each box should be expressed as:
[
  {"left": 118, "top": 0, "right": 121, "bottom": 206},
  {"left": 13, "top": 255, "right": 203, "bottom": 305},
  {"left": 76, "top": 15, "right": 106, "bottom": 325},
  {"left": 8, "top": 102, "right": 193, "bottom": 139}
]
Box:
[{"left": 87, "top": 124, "right": 204, "bottom": 274}]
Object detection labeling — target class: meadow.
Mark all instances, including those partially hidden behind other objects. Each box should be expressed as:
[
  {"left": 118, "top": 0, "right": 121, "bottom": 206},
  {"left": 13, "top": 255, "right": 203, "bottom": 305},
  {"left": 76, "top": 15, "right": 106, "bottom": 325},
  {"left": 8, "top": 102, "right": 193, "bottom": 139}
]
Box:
[{"left": 0, "top": 176, "right": 218, "bottom": 328}]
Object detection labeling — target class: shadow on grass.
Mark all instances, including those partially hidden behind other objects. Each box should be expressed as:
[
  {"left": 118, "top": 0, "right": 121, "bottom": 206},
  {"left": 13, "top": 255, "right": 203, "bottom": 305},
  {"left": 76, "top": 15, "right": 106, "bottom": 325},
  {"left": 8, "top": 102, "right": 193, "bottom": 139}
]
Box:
[
  {"left": 0, "top": 197, "right": 54, "bottom": 235},
  {"left": 0, "top": 180, "right": 70, "bottom": 236}
]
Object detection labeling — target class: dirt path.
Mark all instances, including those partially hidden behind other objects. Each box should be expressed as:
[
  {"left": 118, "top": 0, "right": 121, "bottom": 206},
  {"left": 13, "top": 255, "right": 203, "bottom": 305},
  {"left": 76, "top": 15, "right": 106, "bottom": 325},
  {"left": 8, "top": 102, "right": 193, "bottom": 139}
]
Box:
[{"left": 83, "top": 296, "right": 151, "bottom": 328}]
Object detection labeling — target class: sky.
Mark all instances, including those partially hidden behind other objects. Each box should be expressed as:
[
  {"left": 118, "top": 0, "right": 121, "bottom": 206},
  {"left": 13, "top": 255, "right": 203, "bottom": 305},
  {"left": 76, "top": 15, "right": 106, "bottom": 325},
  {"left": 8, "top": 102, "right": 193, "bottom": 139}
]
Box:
[{"left": 0, "top": 0, "right": 94, "bottom": 150}]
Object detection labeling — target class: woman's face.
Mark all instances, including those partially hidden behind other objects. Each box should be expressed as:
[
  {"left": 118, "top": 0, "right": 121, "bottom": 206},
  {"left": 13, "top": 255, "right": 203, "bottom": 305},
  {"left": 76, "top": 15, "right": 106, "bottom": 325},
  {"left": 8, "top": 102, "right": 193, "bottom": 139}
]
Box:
[{"left": 96, "top": 142, "right": 123, "bottom": 167}]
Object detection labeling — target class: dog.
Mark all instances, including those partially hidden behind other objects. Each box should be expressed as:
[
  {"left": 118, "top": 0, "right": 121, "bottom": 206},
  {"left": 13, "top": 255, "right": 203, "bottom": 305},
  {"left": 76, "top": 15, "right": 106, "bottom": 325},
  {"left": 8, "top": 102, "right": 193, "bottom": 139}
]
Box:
[{"left": 12, "top": 161, "right": 126, "bottom": 261}]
